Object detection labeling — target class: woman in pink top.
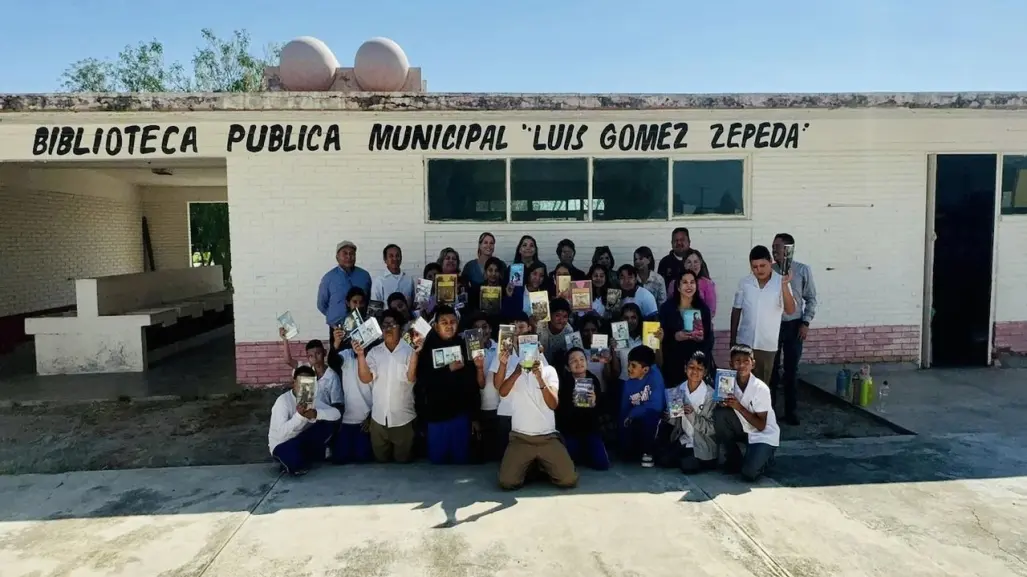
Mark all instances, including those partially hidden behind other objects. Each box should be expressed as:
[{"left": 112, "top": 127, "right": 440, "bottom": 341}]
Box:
[{"left": 676, "top": 249, "right": 717, "bottom": 319}]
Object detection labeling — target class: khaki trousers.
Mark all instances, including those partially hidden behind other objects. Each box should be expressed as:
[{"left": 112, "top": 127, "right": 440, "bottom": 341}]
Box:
[
  {"left": 753, "top": 349, "right": 776, "bottom": 385},
  {"left": 498, "top": 431, "right": 578, "bottom": 490},
  {"left": 368, "top": 420, "right": 415, "bottom": 463}
]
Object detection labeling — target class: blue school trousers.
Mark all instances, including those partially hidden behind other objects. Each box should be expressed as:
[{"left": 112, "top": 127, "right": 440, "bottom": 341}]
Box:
[
  {"left": 332, "top": 422, "right": 373, "bottom": 464},
  {"left": 272, "top": 419, "right": 336, "bottom": 474},
  {"left": 619, "top": 411, "right": 661, "bottom": 461},
  {"left": 564, "top": 433, "right": 610, "bottom": 470},
  {"left": 427, "top": 414, "right": 471, "bottom": 465}
]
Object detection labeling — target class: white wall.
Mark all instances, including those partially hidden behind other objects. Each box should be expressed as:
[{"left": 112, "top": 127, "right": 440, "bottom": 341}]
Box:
[
  {"left": 995, "top": 216, "right": 1027, "bottom": 322},
  {"left": 0, "top": 166, "right": 143, "bottom": 316},
  {"left": 140, "top": 186, "right": 228, "bottom": 270}
]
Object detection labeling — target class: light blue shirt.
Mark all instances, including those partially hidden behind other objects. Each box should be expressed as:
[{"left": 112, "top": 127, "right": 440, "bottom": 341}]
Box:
[
  {"left": 317, "top": 266, "right": 372, "bottom": 326},
  {"left": 371, "top": 270, "right": 414, "bottom": 305},
  {"left": 591, "top": 286, "right": 659, "bottom": 319}
]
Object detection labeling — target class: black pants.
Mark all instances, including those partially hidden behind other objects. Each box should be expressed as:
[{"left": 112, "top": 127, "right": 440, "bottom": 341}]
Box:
[
  {"left": 770, "top": 319, "right": 804, "bottom": 418},
  {"left": 713, "top": 406, "right": 775, "bottom": 482},
  {"left": 473, "top": 410, "right": 504, "bottom": 463}
]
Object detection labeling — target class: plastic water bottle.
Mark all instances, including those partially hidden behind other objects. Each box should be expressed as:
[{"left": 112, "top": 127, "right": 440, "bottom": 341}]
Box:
[{"left": 878, "top": 380, "right": 890, "bottom": 413}]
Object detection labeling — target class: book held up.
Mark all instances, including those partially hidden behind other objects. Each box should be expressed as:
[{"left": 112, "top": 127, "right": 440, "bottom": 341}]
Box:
[
  {"left": 589, "top": 334, "right": 609, "bottom": 362},
  {"left": 573, "top": 378, "right": 595, "bottom": 408},
  {"left": 642, "top": 321, "right": 661, "bottom": 350},
  {"left": 713, "top": 369, "right": 737, "bottom": 402},
  {"left": 570, "top": 280, "right": 592, "bottom": 312},
  {"left": 436, "top": 274, "right": 458, "bottom": 304},
  {"left": 295, "top": 375, "right": 316, "bottom": 406},
  {"left": 518, "top": 334, "right": 539, "bottom": 369},
  {"left": 529, "top": 291, "right": 550, "bottom": 323},
  {"left": 277, "top": 311, "right": 298, "bottom": 340},
  {"left": 480, "top": 286, "right": 501, "bottom": 313}
]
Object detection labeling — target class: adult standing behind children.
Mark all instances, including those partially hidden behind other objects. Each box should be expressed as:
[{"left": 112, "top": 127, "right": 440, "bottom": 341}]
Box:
[
  {"left": 354, "top": 309, "right": 417, "bottom": 463},
  {"left": 657, "top": 227, "right": 691, "bottom": 294},
  {"left": 730, "top": 245, "right": 796, "bottom": 385},
  {"left": 462, "top": 232, "right": 498, "bottom": 288},
  {"left": 317, "top": 241, "right": 372, "bottom": 341},
  {"left": 555, "top": 239, "right": 588, "bottom": 281},
  {"left": 658, "top": 270, "right": 713, "bottom": 387},
  {"left": 371, "top": 244, "right": 414, "bottom": 306},
  {"left": 770, "top": 233, "right": 818, "bottom": 426},
  {"left": 410, "top": 305, "right": 481, "bottom": 465}
]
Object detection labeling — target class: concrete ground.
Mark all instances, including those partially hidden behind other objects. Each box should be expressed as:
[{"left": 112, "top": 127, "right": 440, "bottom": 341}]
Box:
[{"left": 1, "top": 366, "right": 1026, "bottom": 577}]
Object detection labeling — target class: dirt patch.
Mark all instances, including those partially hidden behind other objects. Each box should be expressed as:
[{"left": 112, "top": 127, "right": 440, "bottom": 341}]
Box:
[
  {"left": 0, "top": 389, "right": 282, "bottom": 475},
  {"left": 0, "top": 383, "right": 899, "bottom": 476}
]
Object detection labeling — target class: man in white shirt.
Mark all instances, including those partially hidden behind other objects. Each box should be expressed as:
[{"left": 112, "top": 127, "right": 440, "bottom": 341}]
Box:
[
  {"left": 729, "top": 245, "right": 796, "bottom": 385},
  {"left": 495, "top": 346, "right": 578, "bottom": 490},
  {"left": 354, "top": 309, "right": 417, "bottom": 463},
  {"left": 268, "top": 365, "right": 342, "bottom": 476},
  {"left": 714, "top": 345, "right": 780, "bottom": 482},
  {"left": 371, "top": 244, "right": 414, "bottom": 306}
]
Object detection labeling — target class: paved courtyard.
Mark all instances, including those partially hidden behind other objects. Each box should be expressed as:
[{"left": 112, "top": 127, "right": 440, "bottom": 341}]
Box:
[{"left": 1, "top": 366, "right": 1026, "bottom": 577}]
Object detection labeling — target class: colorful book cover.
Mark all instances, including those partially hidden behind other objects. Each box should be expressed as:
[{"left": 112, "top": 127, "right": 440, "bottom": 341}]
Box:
[
  {"left": 480, "top": 285, "right": 501, "bottom": 313},
  {"left": 528, "top": 291, "right": 550, "bottom": 323},
  {"left": 681, "top": 308, "right": 699, "bottom": 332},
  {"left": 415, "top": 278, "right": 433, "bottom": 306},
  {"left": 666, "top": 386, "right": 685, "bottom": 418},
  {"left": 463, "top": 327, "right": 488, "bottom": 360},
  {"left": 341, "top": 309, "right": 364, "bottom": 341},
  {"left": 509, "top": 263, "right": 525, "bottom": 287},
  {"left": 565, "top": 331, "right": 584, "bottom": 350},
  {"left": 436, "top": 274, "right": 458, "bottom": 304},
  {"left": 606, "top": 288, "right": 622, "bottom": 309},
  {"left": 497, "top": 324, "right": 516, "bottom": 354},
  {"left": 573, "top": 378, "right": 595, "bottom": 408},
  {"left": 570, "top": 280, "right": 592, "bottom": 311},
  {"left": 713, "top": 369, "right": 737, "bottom": 402},
  {"left": 295, "top": 375, "right": 316, "bottom": 406},
  {"left": 277, "top": 311, "right": 298, "bottom": 340},
  {"left": 519, "top": 340, "right": 539, "bottom": 369},
  {"left": 432, "top": 345, "right": 464, "bottom": 369},
  {"left": 589, "top": 334, "right": 609, "bottom": 362},
  {"left": 556, "top": 274, "right": 571, "bottom": 295},
  {"left": 642, "top": 321, "right": 661, "bottom": 350}
]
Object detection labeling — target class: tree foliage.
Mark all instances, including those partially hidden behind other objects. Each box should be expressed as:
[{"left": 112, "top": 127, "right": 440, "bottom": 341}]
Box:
[
  {"left": 189, "top": 203, "right": 232, "bottom": 288},
  {"left": 60, "top": 29, "right": 280, "bottom": 93}
]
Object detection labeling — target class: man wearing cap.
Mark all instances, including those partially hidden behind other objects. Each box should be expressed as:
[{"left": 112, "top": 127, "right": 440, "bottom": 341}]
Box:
[{"left": 317, "top": 241, "right": 372, "bottom": 338}]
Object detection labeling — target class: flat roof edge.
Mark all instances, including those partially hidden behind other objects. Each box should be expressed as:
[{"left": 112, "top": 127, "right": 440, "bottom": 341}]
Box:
[{"left": 3, "top": 92, "right": 1027, "bottom": 113}]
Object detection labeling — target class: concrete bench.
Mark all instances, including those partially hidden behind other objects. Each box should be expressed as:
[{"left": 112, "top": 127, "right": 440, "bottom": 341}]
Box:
[{"left": 24, "top": 267, "right": 233, "bottom": 375}]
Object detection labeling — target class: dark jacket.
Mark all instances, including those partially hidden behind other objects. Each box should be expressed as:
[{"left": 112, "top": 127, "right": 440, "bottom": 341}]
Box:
[
  {"left": 415, "top": 331, "right": 480, "bottom": 423},
  {"left": 657, "top": 252, "right": 686, "bottom": 293},
  {"left": 557, "top": 370, "right": 603, "bottom": 436},
  {"left": 658, "top": 298, "right": 714, "bottom": 386}
]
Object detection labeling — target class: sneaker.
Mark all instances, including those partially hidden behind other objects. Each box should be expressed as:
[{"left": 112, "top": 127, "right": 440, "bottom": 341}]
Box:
[{"left": 641, "top": 454, "right": 655, "bottom": 468}]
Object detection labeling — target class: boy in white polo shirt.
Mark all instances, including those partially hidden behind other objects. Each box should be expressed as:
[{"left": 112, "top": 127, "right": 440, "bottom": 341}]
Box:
[
  {"left": 327, "top": 327, "right": 373, "bottom": 464},
  {"left": 729, "top": 245, "right": 796, "bottom": 385},
  {"left": 495, "top": 345, "right": 578, "bottom": 490},
  {"left": 268, "top": 365, "right": 342, "bottom": 476},
  {"left": 714, "top": 345, "right": 780, "bottom": 482}
]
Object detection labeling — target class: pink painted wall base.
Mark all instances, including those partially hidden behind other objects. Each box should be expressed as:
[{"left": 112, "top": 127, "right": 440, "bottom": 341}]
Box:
[
  {"left": 993, "top": 321, "right": 1027, "bottom": 355},
  {"left": 236, "top": 324, "right": 922, "bottom": 387}
]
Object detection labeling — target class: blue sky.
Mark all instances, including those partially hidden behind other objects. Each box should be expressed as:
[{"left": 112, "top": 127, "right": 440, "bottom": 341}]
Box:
[{"left": 0, "top": 0, "right": 1021, "bottom": 93}]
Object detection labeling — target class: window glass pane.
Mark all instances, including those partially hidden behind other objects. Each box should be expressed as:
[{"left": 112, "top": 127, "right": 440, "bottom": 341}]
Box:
[
  {"left": 592, "top": 159, "right": 668, "bottom": 221},
  {"left": 510, "top": 159, "right": 588, "bottom": 222},
  {"left": 427, "top": 159, "right": 506, "bottom": 221},
  {"left": 1001, "top": 155, "right": 1027, "bottom": 215},
  {"left": 673, "top": 159, "right": 745, "bottom": 216}
]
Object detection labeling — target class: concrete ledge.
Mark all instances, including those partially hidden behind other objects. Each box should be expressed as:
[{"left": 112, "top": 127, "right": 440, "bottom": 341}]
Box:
[
  {"left": 6, "top": 91, "right": 1027, "bottom": 113},
  {"left": 799, "top": 377, "right": 917, "bottom": 436}
]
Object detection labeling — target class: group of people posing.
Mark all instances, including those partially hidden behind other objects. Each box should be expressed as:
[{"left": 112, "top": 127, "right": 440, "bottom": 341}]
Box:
[{"left": 270, "top": 227, "right": 818, "bottom": 490}]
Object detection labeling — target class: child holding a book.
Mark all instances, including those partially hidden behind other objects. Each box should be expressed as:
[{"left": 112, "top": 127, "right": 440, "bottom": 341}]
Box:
[
  {"left": 610, "top": 303, "right": 662, "bottom": 381},
  {"left": 657, "top": 351, "right": 718, "bottom": 473},
  {"left": 467, "top": 312, "right": 503, "bottom": 462},
  {"left": 536, "top": 298, "right": 575, "bottom": 367},
  {"left": 268, "top": 365, "right": 342, "bottom": 476},
  {"left": 409, "top": 305, "right": 481, "bottom": 465},
  {"left": 557, "top": 347, "right": 610, "bottom": 470},
  {"left": 326, "top": 328, "right": 373, "bottom": 464},
  {"left": 714, "top": 345, "right": 780, "bottom": 481},
  {"left": 619, "top": 346, "right": 666, "bottom": 467}
]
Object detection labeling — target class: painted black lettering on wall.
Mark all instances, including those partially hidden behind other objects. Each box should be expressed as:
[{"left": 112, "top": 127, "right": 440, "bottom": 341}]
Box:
[
  {"left": 598, "top": 122, "right": 689, "bottom": 152},
  {"left": 368, "top": 124, "right": 509, "bottom": 151},
  {"left": 710, "top": 122, "right": 809, "bottom": 149},
  {"left": 226, "top": 124, "right": 341, "bottom": 153},
  {"left": 522, "top": 124, "right": 588, "bottom": 151},
  {"left": 31, "top": 126, "right": 199, "bottom": 157}
]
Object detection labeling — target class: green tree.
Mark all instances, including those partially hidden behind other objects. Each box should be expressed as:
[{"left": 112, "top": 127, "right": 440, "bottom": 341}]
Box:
[
  {"left": 189, "top": 203, "right": 232, "bottom": 289},
  {"left": 60, "top": 29, "right": 280, "bottom": 92}
]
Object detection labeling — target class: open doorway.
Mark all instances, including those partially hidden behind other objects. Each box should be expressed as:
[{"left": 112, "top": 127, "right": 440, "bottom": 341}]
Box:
[
  {"left": 188, "top": 201, "right": 232, "bottom": 289},
  {"left": 929, "top": 154, "right": 997, "bottom": 367}
]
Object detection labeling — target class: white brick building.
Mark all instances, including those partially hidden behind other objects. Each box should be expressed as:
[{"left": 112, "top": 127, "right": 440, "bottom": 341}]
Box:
[{"left": 1, "top": 92, "right": 1025, "bottom": 385}]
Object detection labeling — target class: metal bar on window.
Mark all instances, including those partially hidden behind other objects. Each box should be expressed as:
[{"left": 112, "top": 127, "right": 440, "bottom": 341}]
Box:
[
  {"left": 586, "top": 157, "right": 594, "bottom": 222},
  {"left": 505, "top": 157, "right": 512, "bottom": 223},
  {"left": 666, "top": 157, "right": 674, "bottom": 221}
]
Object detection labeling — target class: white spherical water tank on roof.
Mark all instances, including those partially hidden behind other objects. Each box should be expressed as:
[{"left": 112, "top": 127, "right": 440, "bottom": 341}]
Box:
[
  {"left": 353, "top": 37, "right": 410, "bottom": 91},
  {"left": 278, "top": 37, "right": 340, "bottom": 91}
]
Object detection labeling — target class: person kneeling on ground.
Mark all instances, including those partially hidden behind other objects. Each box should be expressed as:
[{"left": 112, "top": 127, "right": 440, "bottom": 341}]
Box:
[
  {"left": 619, "top": 346, "right": 666, "bottom": 468},
  {"left": 714, "top": 345, "right": 780, "bottom": 482},
  {"left": 496, "top": 343, "right": 578, "bottom": 490},
  {"left": 268, "top": 365, "right": 342, "bottom": 476},
  {"left": 355, "top": 309, "right": 418, "bottom": 463},
  {"left": 655, "top": 351, "right": 718, "bottom": 473},
  {"left": 557, "top": 347, "right": 610, "bottom": 471}
]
